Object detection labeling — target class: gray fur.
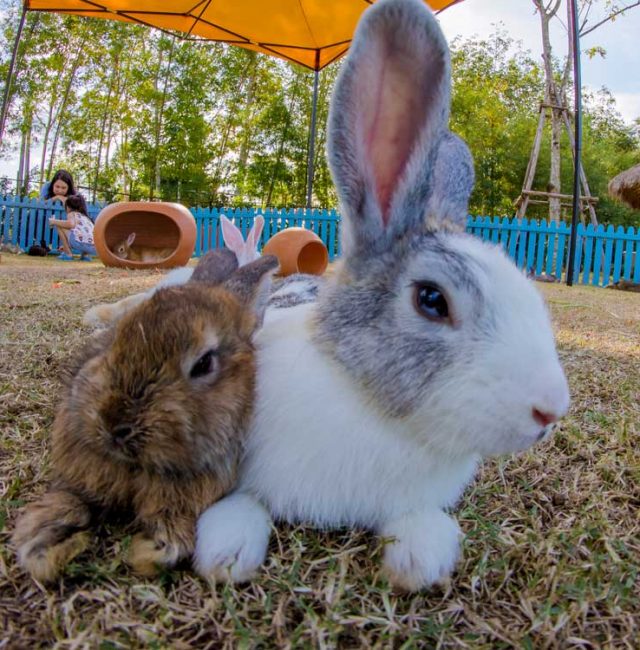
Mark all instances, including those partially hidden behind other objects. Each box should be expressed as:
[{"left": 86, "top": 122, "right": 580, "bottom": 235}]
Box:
[
  {"left": 189, "top": 249, "right": 239, "bottom": 286},
  {"left": 427, "top": 133, "right": 475, "bottom": 231},
  {"left": 311, "top": 0, "right": 481, "bottom": 417},
  {"left": 326, "top": 0, "right": 473, "bottom": 262},
  {"left": 268, "top": 274, "right": 322, "bottom": 309},
  {"left": 224, "top": 255, "right": 280, "bottom": 326},
  {"left": 190, "top": 250, "right": 279, "bottom": 325},
  {"left": 313, "top": 234, "right": 493, "bottom": 417}
]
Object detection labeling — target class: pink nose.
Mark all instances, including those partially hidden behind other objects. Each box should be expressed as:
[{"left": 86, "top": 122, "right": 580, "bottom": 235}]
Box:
[{"left": 532, "top": 407, "right": 559, "bottom": 427}]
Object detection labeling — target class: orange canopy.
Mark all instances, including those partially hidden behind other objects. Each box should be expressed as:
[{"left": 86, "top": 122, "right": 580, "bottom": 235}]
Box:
[{"left": 25, "top": 0, "right": 462, "bottom": 70}]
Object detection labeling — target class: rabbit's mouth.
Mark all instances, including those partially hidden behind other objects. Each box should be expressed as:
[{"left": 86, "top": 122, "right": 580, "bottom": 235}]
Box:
[
  {"left": 536, "top": 425, "right": 555, "bottom": 443},
  {"left": 106, "top": 424, "right": 142, "bottom": 461}
]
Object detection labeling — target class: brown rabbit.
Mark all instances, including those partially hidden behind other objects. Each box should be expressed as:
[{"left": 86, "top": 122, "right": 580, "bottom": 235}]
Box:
[
  {"left": 112, "top": 232, "right": 174, "bottom": 262},
  {"left": 12, "top": 249, "right": 279, "bottom": 582}
]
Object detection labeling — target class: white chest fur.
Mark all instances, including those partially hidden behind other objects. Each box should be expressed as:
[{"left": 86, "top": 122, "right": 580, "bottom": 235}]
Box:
[{"left": 239, "top": 303, "right": 478, "bottom": 530}]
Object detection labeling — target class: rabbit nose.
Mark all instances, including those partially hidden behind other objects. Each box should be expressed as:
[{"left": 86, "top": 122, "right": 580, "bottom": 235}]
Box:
[
  {"left": 532, "top": 407, "right": 559, "bottom": 427},
  {"left": 531, "top": 368, "right": 570, "bottom": 428},
  {"left": 111, "top": 424, "right": 133, "bottom": 446}
]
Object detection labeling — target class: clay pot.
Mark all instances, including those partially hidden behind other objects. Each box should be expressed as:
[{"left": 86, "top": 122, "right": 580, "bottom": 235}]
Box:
[
  {"left": 262, "top": 227, "right": 328, "bottom": 276},
  {"left": 94, "top": 202, "right": 196, "bottom": 269}
]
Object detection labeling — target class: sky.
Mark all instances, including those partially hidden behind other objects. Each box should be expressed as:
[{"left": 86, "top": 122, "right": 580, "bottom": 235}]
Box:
[
  {"left": 438, "top": 0, "right": 640, "bottom": 123},
  {"left": 1, "top": 0, "right": 639, "bottom": 180}
]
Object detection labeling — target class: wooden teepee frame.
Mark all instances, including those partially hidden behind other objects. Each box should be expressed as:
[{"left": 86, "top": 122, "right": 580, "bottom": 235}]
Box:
[{"left": 514, "top": 101, "right": 598, "bottom": 225}]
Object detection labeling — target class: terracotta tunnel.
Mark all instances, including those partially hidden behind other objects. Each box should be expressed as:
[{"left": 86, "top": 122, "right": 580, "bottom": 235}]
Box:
[
  {"left": 94, "top": 202, "right": 197, "bottom": 269},
  {"left": 262, "top": 227, "right": 329, "bottom": 276}
]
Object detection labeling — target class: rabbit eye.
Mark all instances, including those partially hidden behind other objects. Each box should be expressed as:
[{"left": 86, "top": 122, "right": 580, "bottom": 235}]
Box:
[
  {"left": 414, "top": 284, "right": 449, "bottom": 322},
  {"left": 190, "top": 349, "right": 218, "bottom": 379}
]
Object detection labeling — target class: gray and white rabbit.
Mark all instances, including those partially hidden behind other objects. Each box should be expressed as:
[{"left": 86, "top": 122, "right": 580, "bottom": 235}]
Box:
[{"left": 192, "top": 0, "right": 570, "bottom": 591}]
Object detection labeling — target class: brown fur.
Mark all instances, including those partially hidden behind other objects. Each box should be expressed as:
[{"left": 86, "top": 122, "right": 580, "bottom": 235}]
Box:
[
  {"left": 12, "top": 254, "right": 278, "bottom": 582},
  {"left": 112, "top": 233, "right": 174, "bottom": 262},
  {"left": 606, "top": 279, "right": 640, "bottom": 292}
]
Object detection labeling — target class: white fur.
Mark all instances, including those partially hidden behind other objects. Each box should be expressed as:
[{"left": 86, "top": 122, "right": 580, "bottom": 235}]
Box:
[
  {"left": 194, "top": 234, "right": 569, "bottom": 590},
  {"left": 157, "top": 266, "right": 194, "bottom": 288},
  {"left": 380, "top": 509, "right": 462, "bottom": 591},
  {"left": 242, "top": 301, "right": 479, "bottom": 527},
  {"left": 82, "top": 266, "right": 196, "bottom": 328},
  {"left": 193, "top": 492, "right": 271, "bottom": 584},
  {"left": 220, "top": 215, "right": 264, "bottom": 267},
  {"left": 193, "top": 0, "right": 568, "bottom": 590}
]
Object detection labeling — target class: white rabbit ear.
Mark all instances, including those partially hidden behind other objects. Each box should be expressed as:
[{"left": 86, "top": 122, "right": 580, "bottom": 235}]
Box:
[
  {"left": 246, "top": 215, "right": 264, "bottom": 252},
  {"left": 327, "top": 0, "right": 468, "bottom": 255},
  {"left": 220, "top": 215, "right": 246, "bottom": 254},
  {"left": 126, "top": 232, "right": 136, "bottom": 246}
]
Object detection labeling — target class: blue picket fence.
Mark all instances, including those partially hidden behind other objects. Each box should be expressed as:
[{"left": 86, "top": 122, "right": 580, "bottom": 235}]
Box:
[
  {"left": 2, "top": 196, "right": 639, "bottom": 287},
  {"left": 0, "top": 195, "right": 105, "bottom": 253},
  {"left": 467, "top": 216, "right": 640, "bottom": 287}
]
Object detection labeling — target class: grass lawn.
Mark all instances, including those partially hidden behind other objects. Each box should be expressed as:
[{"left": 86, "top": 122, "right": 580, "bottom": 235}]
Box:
[{"left": 1, "top": 254, "right": 638, "bottom": 648}]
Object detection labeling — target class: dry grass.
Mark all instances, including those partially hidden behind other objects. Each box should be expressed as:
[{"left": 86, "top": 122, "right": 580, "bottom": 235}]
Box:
[{"left": 1, "top": 254, "right": 638, "bottom": 649}]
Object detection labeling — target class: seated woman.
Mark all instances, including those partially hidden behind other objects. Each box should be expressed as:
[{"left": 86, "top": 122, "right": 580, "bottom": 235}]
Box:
[
  {"left": 48, "top": 196, "right": 97, "bottom": 261},
  {"left": 41, "top": 169, "right": 74, "bottom": 204}
]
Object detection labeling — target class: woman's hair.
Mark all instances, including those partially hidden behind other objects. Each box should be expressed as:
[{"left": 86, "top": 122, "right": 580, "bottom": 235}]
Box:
[
  {"left": 44, "top": 170, "right": 76, "bottom": 199},
  {"left": 65, "top": 194, "right": 89, "bottom": 217}
]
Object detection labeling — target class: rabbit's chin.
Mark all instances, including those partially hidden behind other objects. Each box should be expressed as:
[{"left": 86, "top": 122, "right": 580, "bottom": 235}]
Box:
[
  {"left": 477, "top": 425, "right": 554, "bottom": 457},
  {"left": 403, "top": 398, "right": 559, "bottom": 460},
  {"left": 405, "top": 398, "right": 558, "bottom": 459}
]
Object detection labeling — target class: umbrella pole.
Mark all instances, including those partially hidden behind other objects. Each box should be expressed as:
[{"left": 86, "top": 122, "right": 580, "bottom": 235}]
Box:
[
  {"left": 566, "top": 0, "right": 582, "bottom": 287},
  {"left": 306, "top": 67, "right": 320, "bottom": 209},
  {"left": 0, "top": 4, "right": 27, "bottom": 147}
]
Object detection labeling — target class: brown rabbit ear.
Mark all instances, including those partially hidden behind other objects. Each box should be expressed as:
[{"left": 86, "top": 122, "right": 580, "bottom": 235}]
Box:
[
  {"left": 189, "top": 248, "right": 239, "bottom": 286},
  {"left": 224, "top": 255, "right": 279, "bottom": 327}
]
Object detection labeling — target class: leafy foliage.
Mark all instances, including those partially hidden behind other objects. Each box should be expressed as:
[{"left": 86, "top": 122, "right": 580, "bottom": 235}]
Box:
[{"left": 0, "top": 1, "right": 638, "bottom": 224}]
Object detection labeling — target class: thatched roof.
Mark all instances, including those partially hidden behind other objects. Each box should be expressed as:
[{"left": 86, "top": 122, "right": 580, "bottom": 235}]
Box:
[{"left": 608, "top": 163, "right": 640, "bottom": 210}]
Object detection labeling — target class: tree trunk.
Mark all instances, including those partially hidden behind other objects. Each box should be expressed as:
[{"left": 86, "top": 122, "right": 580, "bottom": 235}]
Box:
[
  {"left": 46, "top": 35, "right": 87, "bottom": 179},
  {"left": 24, "top": 117, "right": 31, "bottom": 192},
  {"left": 17, "top": 121, "right": 26, "bottom": 194},
  {"left": 210, "top": 54, "right": 256, "bottom": 199},
  {"left": 39, "top": 94, "right": 58, "bottom": 185},
  {"left": 266, "top": 72, "right": 301, "bottom": 207},
  {"left": 534, "top": 0, "right": 563, "bottom": 220},
  {"left": 549, "top": 108, "right": 562, "bottom": 219},
  {"left": 104, "top": 58, "right": 127, "bottom": 173},
  {"left": 93, "top": 54, "right": 120, "bottom": 202},
  {"left": 151, "top": 37, "right": 177, "bottom": 200},
  {"left": 237, "top": 53, "right": 259, "bottom": 191}
]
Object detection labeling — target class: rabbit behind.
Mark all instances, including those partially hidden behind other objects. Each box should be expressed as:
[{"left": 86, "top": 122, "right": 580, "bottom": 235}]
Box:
[
  {"left": 12, "top": 249, "right": 278, "bottom": 582},
  {"left": 194, "top": 0, "right": 570, "bottom": 591},
  {"left": 220, "top": 214, "right": 264, "bottom": 266},
  {"left": 27, "top": 239, "right": 51, "bottom": 257},
  {"left": 112, "top": 232, "right": 174, "bottom": 262}
]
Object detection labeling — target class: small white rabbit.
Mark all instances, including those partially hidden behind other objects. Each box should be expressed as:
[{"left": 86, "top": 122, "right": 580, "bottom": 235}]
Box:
[
  {"left": 220, "top": 214, "right": 264, "bottom": 266},
  {"left": 193, "top": 0, "right": 570, "bottom": 591}
]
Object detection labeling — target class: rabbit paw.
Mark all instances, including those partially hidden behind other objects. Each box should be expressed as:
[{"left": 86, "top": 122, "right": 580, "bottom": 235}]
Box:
[
  {"left": 194, "top": 492, "right": 271, "bottom": 584},
  {"left": 83, "top": 292, "right": 148, "bottom": 328},
  {"left": 12, "top": 491, "right": 92, "bottom": 583},
  {"left": 380, "top": 509, "right": 462, "bottom": 592},
  {"left": 16, "top": 530, "right": 91, "bottom": 583},
  {"left": 127, "top": 532, "right": 187, "bottom": 576}
]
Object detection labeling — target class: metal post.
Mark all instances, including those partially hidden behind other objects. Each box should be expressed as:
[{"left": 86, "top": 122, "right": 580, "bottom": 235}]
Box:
[
  {"left": 566, "top": 0, "right": 582, "bottom": 287},
  {"left": 0, "top": 5, "right": 28, "bottom": 147},
  {"left": 306, "top": 65, "right": 320, "bottom": 209}
]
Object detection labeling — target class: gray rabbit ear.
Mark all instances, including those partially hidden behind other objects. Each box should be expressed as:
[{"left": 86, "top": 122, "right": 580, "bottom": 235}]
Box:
[
  {"left": 426, "top": 132, "right": 475, "bottom": 232},
  {"left": 224, "top": 255, "right": 280, "bottom": 327},
  {"left": 189, "top": 249, "right": 239, "bottom": 286},
  {"left": 327, "top": 0, "right": 470, "bottom": 255}
]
